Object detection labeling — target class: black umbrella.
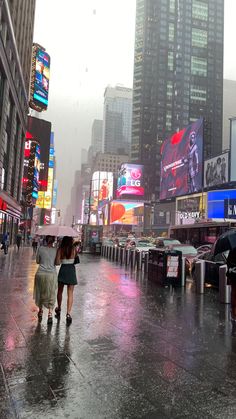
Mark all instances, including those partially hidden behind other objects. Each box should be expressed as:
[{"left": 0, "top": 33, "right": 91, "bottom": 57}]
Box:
[{"left": 213, "top": 229, "right": 236, "bottom": 256}]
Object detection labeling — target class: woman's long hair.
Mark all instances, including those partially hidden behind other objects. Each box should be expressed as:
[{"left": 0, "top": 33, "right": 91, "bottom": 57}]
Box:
[{"left": 60, "top": 236, "right": 74, "bottom": 259}]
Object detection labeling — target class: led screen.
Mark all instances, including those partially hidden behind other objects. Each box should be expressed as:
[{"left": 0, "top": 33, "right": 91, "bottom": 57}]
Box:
[
  {"left": 117, "top": 164, "right": 144, "bottom": 198},
  {"left": 110, "top": 201, "right": 144, "bottom": 225},
  {"left": 33, "top": 48, "right": 50, "bottom": 108},
  {"left": 160, "top": 118, "right": 203, "bottom": 200},
  {"left": 204, "top": 152, "right": 229, "bottom": 188},
  {"left": 91, "top": 171, "right": 113, "bottom": 211},
  {"left": 207, "top": 189, "right": 236, "bottom": 219},
  {"left": 231, "top": 119, "right": 236, "bottom": 181}
]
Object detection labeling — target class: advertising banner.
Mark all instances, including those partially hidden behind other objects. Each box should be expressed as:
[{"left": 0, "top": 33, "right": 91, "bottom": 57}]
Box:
[
  {"left": 110, "top": 201, "right": 144, "bottom": 225},
  {"left": 160, "top": 118, "right": 203, "bottom": 200},
  {"left": 204, "top": 152, "right": 229, "bottom": 188},
  {"left": 224, "top": 199, "right": 236, "bottom": 219},
  {"left": 117, "top": 164, "right": 144, "bottom": 198},
  {"left": 91, "top": 171, "right": 113, "bottom": 211},
  {"left": 208, "top": 189, "right": 236, "bottom": 219},
  {"left": 30, "top": 44, "right": 50, "bottom": 111}
]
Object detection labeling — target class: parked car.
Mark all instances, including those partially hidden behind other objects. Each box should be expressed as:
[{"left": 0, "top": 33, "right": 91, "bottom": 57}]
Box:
[
  {"left": 168, "top": 244, "right": 198, "bottom": 275},
  {"left": 155, "top": 237, "right": 181, "bottom": 248}
]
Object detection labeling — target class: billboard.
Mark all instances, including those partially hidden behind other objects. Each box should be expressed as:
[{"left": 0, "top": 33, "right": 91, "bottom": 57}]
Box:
[
  {"left": 110, "top": 201, "right": 144, "bottom": 225},
  {"left": 91, "top": 171, "right": 113, "bottom": 210},
  {"left": 160, "top": 118, "right": 203, "bottom": 200},
  {"left": 27, "top": 116, "right": 51, "bottom": 191},
  {"left": 224, "top": 199, "right": 236, "bottom": 220},
  {"left": 208, "top": 189, "right": 236, "bottom": 219},
  {"left": 231, "top": 119, "right": 236, "bottom": 181},
  {"left": 29, "top": 43, "right": 50, "bottom": 111},
  {"left": 204, "top": 152, "right": 229, "bottom": 188},
  {"left": 117, "top": 164, "right": 144, "bottom": 198}
]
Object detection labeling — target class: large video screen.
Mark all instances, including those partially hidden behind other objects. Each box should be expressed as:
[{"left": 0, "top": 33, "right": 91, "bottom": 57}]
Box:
[
  {"left": 117, "top": 163, "right": 144, "bottom": 198},
  {"left": 204, "top": 152, "right": 229, "bottom": 188},
  {"left": 160, "top": 118, "right": 203, "bottom": 200},
  {"left": 110, "top": 201, "right": 144, "bottom": 225},
  {"left": 91, "top": 171, "right": 113, "bottom": 211},
  {"left": 34, "top": 48, "right": 50, "bottom": 108}
]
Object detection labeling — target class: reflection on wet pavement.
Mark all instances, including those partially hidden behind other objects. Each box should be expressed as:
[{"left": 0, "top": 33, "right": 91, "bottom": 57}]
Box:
[{"left": 1, "top": 248, "right": 236, "bottom": 418}]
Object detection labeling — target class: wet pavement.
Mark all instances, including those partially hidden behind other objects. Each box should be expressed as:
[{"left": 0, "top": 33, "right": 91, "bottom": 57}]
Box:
[{"left": 1, "top": 248, "right": 236, "bottom": 418}]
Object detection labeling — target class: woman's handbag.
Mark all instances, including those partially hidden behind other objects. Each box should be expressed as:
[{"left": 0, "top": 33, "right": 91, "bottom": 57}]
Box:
[{"left": 74, "top": 254, "right": 80, "bottom": 265}]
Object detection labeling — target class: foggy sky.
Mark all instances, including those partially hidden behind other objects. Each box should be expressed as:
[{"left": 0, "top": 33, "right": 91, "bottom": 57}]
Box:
[{"left": 33, "top": 0, "right": 236, "bottom": 220}]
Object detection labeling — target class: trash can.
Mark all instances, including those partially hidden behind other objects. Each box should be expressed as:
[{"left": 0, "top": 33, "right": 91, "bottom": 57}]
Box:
[
  {"left": 95, "top": 242, "right": 102, "bottom": 255},
  {"left": 148, "top": 249, "right": 182, "bottom": 287}
]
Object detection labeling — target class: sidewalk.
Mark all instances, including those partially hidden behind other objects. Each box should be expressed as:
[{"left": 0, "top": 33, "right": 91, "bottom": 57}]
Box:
[{"left": 1, "top": 248, "right": 236, "bottom": 418}]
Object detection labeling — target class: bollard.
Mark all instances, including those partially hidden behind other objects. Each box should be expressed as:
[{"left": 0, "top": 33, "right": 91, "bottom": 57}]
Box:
[
  {"left": 120, "top": 248, "right": 125, "bottom": 265},
  {"left": 104, "top": 246, "right": 108, "bottom": 258},
  {"left": 219, "top": 265, "right": 231, "bottom": 304},
  {"left": 130, "top": 249, "right": 136, "bottom": 269},
  {"left": 181, "top": 257, "right": 186, "bottom": 287},
  {"left": 109, "top": 246, "right": 113, "bottom": 260},
  {"left": 118, "top": 247, "right": 121, "bottom": 263},
  {"left": 125, "top": 249, "right": 131, "bottom": 266},
  {"left": 195, "top": 260, "right": 205, "bottom": 294},
  {"left": 136, "top": 250, "right": 142, "bottom": 270},
  {"left": 114, "top": 246, "right": 118, "bottom": 262},
  {"left": 144, "top": 252, "right": 149, "bottom": 273},
  {"left": 101, "top": 246, "right": 104, "bottom": 257}
]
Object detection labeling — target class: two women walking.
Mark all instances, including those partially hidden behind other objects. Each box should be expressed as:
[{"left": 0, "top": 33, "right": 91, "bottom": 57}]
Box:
[{"left": 33, "top": 236, "right": 78, "bottom": 325}]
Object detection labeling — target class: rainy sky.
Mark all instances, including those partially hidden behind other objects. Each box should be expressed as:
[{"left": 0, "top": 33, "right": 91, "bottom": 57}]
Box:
[{"left": 33, "top": 0, "right": 236, "bottom": 220}]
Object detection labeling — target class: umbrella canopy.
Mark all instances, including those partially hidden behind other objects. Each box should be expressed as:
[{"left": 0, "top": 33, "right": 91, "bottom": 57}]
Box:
[
  {"left": 213, "top": 229, "right": 236, "bottom": 256},
  {"left": 35, "top": 225, "right": 78, "bottom": 238}
]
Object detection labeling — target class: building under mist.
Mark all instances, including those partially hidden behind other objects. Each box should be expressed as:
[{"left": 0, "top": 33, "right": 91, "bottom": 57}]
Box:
[
  {"left": 131, "top": 0, "right": 224, "bottom": 200},
  {"left": 103, "top": 85, "right": 132, "bottom": 156},
  {"left": 0, "top": 0, "right": 36, "bottom": 241}
]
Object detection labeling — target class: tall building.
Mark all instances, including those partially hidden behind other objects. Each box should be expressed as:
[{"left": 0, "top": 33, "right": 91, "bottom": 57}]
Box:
[
  {"left": 103, "top": 85, "right": 133, "bottom": 156},
  {"left": 132, "top": 0, "right": 224, "bottom": 200},
  {"left": 223, "top": 79, "right": 236, "bottom": 150},
  {"left": 91, "top": 119, "right": 103, "bottom": 154},
  {"left": 0, "top": 0, "right": 36, "bottom": 241}
]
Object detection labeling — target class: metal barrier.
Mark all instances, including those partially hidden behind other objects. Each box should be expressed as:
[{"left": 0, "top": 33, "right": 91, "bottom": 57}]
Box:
[
  {"left": 118, "top": 247, "right": 121, "bottom": 263},
  {"left": 114, "top": 246, "right": 118, "bottom": 262},
  {"left": 125, "top": 249, "right": 131, "bottom": 266},
  {"left": 219, "top": 265, "right": 231, "bottom": 304},
  {"left": 120, "top": 248, "right": 125, "bottom": 265},
  {"left": 195, "top": 260, "right": 205, "bottom": 294}
]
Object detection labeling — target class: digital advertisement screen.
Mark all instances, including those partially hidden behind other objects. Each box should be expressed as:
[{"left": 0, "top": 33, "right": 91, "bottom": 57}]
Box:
[
  {"left": 160, "top": 118, "right": 203, "bottom": 200},
  {"left": 33, "top": 48, "right": 50, "bottom": 108},
  {"left": 110, "top": 201, "right": 144, "bottom": 225},
  {"left": 208, "top": 189, "right": 236, "bottom": 219},
  {"left": 91, "top": 171, "right": 113, "bottom": 210},
  {"left": 230, "top": 119, "right": 236, "bottom": 181},
  {"left": 204, "top": 152, "right": 229, "bottom": 188},
  {"left": 117, "top": 164, "right": 144, "bottom": 198},
  {"left": 27, "top": 116, "right": 51, "bottom": 191}
]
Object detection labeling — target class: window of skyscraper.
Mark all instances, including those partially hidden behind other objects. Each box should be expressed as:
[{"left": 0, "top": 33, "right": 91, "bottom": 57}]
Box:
[
  {"left": 168, "top": 51, "right": 174, "bottom": 71},
  {"left": 191, "top": 56, "right": 207, "bottom": 76},
  {"left": 168, "top": 23, "right": 175, "bottom": 42},
  {"left": 192, "top": 0, "right": 208, "bottom": 21},
  {"left": 190, "top": 85, "right": 207, "bottom": 102},
  {"left": 169, "top": 0, "right": 175, "bottom": 14},
  {"left": 192, "top": 28, "right": 208, "bottom": 48}
]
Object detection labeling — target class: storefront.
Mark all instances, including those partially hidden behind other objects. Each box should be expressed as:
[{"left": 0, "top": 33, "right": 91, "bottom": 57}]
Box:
[{"left": 0, "top": 192, "right": 21, "bottom": 244}]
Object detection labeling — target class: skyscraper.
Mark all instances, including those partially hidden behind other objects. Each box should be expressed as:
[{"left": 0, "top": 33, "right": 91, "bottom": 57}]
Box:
[
  {"left": 0, "top": 0, "right": 36, "bottom": 241},
  {"left": 103, "top": 85, "right": 133, "bottom": 156},
  {"left": 132, "top": 0, "right": 224, "bottom": 200},
  {"left": 91, "top": 119, "right": 103, "bottom": 154}
]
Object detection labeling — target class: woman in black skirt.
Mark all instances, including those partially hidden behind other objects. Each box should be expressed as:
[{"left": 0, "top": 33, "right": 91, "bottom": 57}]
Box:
[{"left": 55, "top": 236, "right": 77, "bottom": 325}]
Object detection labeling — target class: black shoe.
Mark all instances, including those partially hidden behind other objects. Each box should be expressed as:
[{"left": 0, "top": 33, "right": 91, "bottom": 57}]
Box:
[
  {"left": 38, "top": 309, "right": 43, "bottom": 322},
  {"left": 47, "top": 314, "right": 53, "bottom": 325},
  {"left": 66, "top": 314, "right": 72, "bottom": 325},
  {"left": 55, "top": 307, "right": 61, "bottom": 319}
]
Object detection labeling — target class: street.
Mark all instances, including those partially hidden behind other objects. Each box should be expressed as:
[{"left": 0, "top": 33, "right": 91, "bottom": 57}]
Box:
[{"left": 1, "top": 248, "right": 236, "bottom": 418}]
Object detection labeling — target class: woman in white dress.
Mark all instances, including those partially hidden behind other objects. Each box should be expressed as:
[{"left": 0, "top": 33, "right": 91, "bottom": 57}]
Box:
[{"left": 33, "top": 235, "right": 58, "bottom": 324}]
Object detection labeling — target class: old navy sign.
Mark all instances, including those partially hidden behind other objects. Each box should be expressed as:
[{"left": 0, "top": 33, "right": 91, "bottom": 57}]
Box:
[
  {"left": 224, "top": 199, "right": 236, "bottom": 219},
  {"left": 179, "top": 211, "right": 201, "bottom": 220}
]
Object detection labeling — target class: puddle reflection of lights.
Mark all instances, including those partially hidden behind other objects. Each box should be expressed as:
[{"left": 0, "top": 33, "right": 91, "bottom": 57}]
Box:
[{"left": 205, "top": 283, "right": 213, "bottom": 288}]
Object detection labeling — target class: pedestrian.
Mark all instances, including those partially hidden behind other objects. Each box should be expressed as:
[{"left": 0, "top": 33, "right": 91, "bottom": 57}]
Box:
[
  {"left": 1, "top": 232, "right": 9, "bottom": 255},
  {"left": 227, "top": 248, "right": 236, "bottom": 329},
  {"left": 55, "top": 236, "right": 78, "bottom": 325},
  {"left": 16, "top": 233, "right": 22, "bottom": 251},
  {"left": 33, "top": 235, "right": 58, "bottom": 324}
]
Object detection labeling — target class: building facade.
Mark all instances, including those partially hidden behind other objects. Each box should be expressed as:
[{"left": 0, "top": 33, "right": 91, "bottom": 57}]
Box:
[
  {"left": 93, "top": 152, "right": 129, "bottom": 174},
  {"left": 131, "top": 0, "right": 224, "bottom": 200},
  {"left": 103, "top": 85, "right": 133, "bottom": 156},
  {"left": 223, "top": 79, "right": 236, "bottom": 150},
  {"left": 0, "top": 0, "right": 36, "bottom": 241},
  {"left": 91, "top": 119, "right": 103, "bottom": 154}
]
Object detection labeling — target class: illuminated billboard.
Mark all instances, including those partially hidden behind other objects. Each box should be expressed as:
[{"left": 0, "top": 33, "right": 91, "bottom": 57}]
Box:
[
  {"left": 204, "top": 152, "right": 229, "bottom": 188},
  {"left": 110, "top": 201, "right": 144, "bottom": 225},
  {"left": 160, "top": 118, "right": 203, "bottom": 200},
  {"left": 29, "top": 43, "right": 50, "bottom": 112},
  {"left": 117, "top": 164, "right": 144, "bottom": 198},
  {"left": 91, "top": 171, "right": 113, "bottom": 210}
]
